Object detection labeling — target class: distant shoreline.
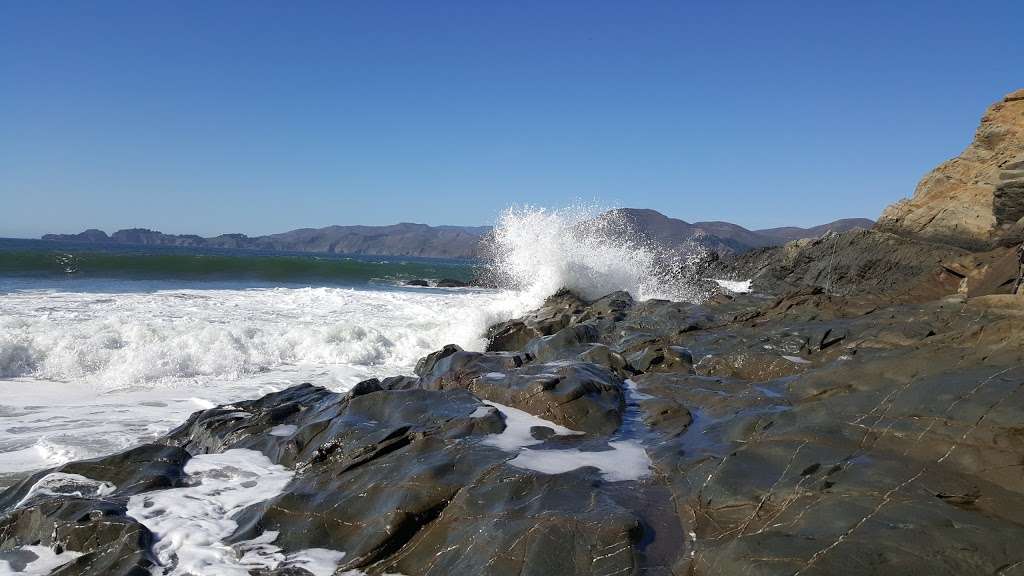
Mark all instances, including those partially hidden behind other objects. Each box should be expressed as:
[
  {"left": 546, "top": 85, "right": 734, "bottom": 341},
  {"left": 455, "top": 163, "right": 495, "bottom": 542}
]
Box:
[
  {"left": 2, "top": 236, "right": 480, "bottom": 263},
  {"left": 35, "top": 211, "right": 875, "bottom": 260}
]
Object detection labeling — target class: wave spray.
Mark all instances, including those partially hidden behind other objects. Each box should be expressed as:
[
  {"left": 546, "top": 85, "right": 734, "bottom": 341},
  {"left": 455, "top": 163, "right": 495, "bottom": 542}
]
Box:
[{"left": 482, "top": 204, "right": 711, "bottom": 304}]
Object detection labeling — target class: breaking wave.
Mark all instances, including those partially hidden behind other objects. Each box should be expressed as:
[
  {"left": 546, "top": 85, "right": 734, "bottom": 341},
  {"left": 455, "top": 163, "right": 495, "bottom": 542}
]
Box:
[
  {"left": 483, "top": 204, "right": 710, "bottom": 303},
  {"left": 0, "top": 204, "right": 716, "bottom": 479},
  {"left": 0, "top": 284, "right": 531, "bottom": 476},
  {"left": 0, "top": 287, "right": 504, "bottom": 389},
  {"left": 0, "top": 205, "right": 710, "bottom": 391}
]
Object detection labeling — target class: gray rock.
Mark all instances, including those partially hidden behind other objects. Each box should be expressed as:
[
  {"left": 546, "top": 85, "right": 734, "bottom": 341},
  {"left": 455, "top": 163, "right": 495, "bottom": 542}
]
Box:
[{"left": 435, "top": 278, "right": 468, "bottom": 287}]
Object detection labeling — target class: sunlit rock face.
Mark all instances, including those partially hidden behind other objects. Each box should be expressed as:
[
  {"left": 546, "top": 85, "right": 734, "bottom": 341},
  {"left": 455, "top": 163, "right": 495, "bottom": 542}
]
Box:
[{"left": 877, "top": 89, "right": 1024, "bottom": 250}]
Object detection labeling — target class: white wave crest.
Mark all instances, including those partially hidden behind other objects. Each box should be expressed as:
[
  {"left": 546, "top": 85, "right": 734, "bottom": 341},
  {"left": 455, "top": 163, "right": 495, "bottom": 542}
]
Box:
[
  {"left": 0, "top": 287, "right": 510, "bottom": 389},
  {"left": 483, "top": 205, "right": 709, "bottom": 303}
]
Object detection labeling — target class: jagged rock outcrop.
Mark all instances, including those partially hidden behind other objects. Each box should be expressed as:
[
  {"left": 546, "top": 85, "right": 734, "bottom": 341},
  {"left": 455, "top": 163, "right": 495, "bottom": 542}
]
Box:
[
  {"left": 877, "top": 89, "right": 1024, "bottom": 249},
  {"left": 717, "top": 228, "right": 971, "bottom": 300}
]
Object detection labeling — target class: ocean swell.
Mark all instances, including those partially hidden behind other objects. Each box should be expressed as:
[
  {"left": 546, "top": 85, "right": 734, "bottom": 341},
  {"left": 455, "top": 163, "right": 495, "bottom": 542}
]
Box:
[{"left": 0, "top": 248, "right": 476, "bottom": 285}]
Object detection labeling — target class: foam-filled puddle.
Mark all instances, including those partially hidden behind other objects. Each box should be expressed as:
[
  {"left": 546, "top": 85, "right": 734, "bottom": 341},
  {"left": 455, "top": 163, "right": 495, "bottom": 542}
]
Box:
[
  {"left": 479, "top": 401, "right": 652, "bottom": 482},
  {"left": 126, "top": 449, "right": 345, "bottom": 576}
]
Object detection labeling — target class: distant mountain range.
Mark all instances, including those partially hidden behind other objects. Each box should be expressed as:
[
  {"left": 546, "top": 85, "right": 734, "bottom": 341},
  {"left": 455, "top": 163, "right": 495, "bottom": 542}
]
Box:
[
  {"left": 42, "top": 211, "right": 873, "bottom": 259},
  {"left": 606, "top": 209, "right": 874, "bottom": 254},
  {"left": 42, "top": 224, "right": 491, "bottom": 259}
]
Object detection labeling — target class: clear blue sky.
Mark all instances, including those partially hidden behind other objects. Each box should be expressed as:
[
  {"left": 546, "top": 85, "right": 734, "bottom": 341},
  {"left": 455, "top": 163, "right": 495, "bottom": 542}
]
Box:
[{"left": 2, "top": 1, "right": 1022, "bottom": 238}]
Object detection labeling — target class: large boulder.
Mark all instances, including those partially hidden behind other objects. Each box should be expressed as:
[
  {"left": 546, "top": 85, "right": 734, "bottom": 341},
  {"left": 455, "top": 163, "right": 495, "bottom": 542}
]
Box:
[
  {"left": 877, "top": 89, "right": 1024, "bottom": 250},
  {"left": 485, "top": 290, "right": 588, "bottom": 352},
  {"left": 371, "top": 467, "right": 647, "bottom": 576},
  {"left": 417, "top": 348, "right": 626, "bottom": 435}
]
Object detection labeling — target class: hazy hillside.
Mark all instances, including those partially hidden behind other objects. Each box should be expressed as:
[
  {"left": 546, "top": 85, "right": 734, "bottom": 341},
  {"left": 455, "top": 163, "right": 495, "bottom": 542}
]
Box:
[
  {"left": 42, "top": 212, "right": 872, "bottom": 258},
  {"left": 755, "top": 218, "right": 876, "bottom": 243},
  {"left": 606, "top": 209, "right": 873, "bottom": 254},
  {"left": 43, "top": 223, "right": 489, "bottom": 259}
]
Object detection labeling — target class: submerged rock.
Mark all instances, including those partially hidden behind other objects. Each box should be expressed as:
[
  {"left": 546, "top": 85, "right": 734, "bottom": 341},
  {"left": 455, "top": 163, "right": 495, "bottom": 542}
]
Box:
[{"left": 434, "top": 278, "right": 468, "bottom": 287}]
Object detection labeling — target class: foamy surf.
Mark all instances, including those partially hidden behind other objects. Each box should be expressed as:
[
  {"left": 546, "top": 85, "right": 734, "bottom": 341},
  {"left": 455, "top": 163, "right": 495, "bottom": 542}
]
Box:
[
  {"left": 0, "top": 286, "right": 508, "bottom": 387},
  {"left": 0, "top": 283, "right": 524, "bottom": 482},
  {"left": 0, "top": 205, "right": 711, "bottom": 486},
  {"left": 478, "top": 402, "right": 652, "bottom": 482}
]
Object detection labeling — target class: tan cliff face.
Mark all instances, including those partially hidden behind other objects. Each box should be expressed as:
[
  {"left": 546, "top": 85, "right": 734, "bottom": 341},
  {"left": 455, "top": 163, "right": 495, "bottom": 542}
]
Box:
[{"left": 876, "top": 89, "right": 1024, "bottom": 250}]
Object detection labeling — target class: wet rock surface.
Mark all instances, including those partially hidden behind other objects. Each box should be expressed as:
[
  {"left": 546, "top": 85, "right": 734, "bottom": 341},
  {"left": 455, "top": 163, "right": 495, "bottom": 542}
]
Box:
[{"left": 4, "top": 279, "right": 1024, "bottom": 574}]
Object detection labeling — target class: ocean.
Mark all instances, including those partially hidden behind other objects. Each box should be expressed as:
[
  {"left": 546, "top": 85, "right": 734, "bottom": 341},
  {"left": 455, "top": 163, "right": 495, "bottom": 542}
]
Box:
[
  {"left": 0, "top": 239, "right": 519, "bottom": 488},
  {"left": 0, "top": 207, "right": 710, "bottom": 490}
]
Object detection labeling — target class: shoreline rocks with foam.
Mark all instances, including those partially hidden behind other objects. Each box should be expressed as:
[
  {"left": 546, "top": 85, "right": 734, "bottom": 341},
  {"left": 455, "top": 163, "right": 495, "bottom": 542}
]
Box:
[{"left": 3, "top": 267, "right": 1024, "bottom": 575}]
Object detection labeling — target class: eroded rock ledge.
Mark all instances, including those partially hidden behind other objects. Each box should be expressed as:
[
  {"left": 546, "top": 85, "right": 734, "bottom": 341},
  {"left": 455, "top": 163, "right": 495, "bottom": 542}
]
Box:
[
  {"left": 2, "top": 281, "right": 1024, "bottom": 575},
  {"left": 877, "top": 88, "right": 1024, "bottom": 250}
]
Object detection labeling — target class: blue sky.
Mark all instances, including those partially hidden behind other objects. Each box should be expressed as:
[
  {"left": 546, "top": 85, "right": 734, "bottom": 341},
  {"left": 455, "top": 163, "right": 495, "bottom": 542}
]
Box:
[{"left": 2, "top": 1, "right": 1022, "bottom": 238}]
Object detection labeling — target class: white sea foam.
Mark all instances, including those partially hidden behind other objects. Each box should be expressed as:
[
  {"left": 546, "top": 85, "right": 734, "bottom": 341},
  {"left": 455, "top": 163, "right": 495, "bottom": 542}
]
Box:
[
  {"left": 0, "top": 283, "right": 527, "bottom": 479},
  {"left": 268, "top": 424, "right": 298, "bottom": 437},
  {"left": 481, "top": 402, "right": 651, "bottom": 482},
  {"left": 483, "top": 205, "right": 709, "bottom": 303},
  {"left": 15, "top": 472, "right": 115, "bottom": 510},
  {"left": 0, "top": 286, "right": 512, "bottom": 388},
  {"left": 282, "top": 548, "right": 348, "bottom": 576},
  {"left": 479, "top": 402, "right": 583, "bottom": 451},
  {"left": 714, "top": 279, "right": 752, "bottom": 293},
  {"left": 126, "top": 448, "right": 347, "bottom": 576},
  {"left": 509, "top": 441, "right": 651, "bottom": 482},
  {"left": 0, "top": 545, "right": 83, "bottom": 575}
]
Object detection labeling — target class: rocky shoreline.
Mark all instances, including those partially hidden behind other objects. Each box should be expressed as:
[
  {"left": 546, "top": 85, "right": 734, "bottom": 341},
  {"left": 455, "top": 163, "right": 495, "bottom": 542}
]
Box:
[
  {"left": 2, "top": 268, "right": 1023, "bottom": 574},
  {"left": 3, "top": 90, "right": 1024, "bottom": 576}
]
